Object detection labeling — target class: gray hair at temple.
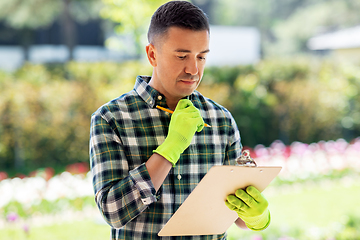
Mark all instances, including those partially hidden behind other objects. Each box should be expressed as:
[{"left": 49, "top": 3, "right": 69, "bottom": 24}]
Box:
[{"left": 147, "top": 1, "right": 210, "bottom": 46}]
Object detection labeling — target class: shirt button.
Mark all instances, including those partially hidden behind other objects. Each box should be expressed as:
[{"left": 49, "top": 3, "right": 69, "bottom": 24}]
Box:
[
  {"left": 157, "top": 95, "right": 162, "bottom": 100},
  {"left": 177, "top": 174, "right": 182, "bottom": 180}
]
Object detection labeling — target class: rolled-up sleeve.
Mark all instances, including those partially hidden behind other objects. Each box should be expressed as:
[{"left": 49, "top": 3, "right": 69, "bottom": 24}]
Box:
[{"left": 89, "top": 110, "right": 157, "bottom": 229}]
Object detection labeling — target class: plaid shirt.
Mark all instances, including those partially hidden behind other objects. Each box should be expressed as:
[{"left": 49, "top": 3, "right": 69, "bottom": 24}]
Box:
[{"left": 90, "top": 76, "right": 242, "bottom": 240}]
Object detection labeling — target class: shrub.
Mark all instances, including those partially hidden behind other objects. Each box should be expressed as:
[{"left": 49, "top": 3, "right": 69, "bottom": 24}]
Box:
[{"left": 0, "top": 59, "right": 359, "bottom": 174}]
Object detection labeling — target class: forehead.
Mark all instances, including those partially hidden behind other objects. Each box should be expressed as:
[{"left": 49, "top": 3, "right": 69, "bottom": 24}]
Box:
[{"left": 160, "top": 27, "right": 209, "bottom": 52}]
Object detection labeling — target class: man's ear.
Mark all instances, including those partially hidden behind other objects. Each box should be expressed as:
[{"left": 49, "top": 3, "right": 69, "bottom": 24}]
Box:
[{"left": 146, "top": 43, "right": 157, "bottom": 67}]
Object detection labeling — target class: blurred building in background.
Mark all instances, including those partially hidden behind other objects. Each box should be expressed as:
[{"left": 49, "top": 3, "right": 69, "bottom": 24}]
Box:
[
  {"left": 307, "top": 25, "right": 360, "bottom": 63},
  {"left": 0, "top": 20, "right": 260, "bottom": 72},
  {"left": 207, "top": 26, "right": 260, "bottom": 66},
  {"left": 0, "top": 20, "right": 129, "bottom": 72}
]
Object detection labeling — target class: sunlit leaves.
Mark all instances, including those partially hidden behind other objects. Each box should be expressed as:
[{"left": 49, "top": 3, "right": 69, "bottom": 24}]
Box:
[
  {"left": 0, "top": 62, "right": 152, "bottom": 172},
  {"left": 0, "top": 0, "right": 102, "bottom": 29},
  {"left": 0, "top": 59, "right": 359, "bottom": 172},
  {"left": 0, "top": 0, "right": 62, "bottom": 29},
  {"left": 100, "top": 0, "right": 168, "bottom": 54}
]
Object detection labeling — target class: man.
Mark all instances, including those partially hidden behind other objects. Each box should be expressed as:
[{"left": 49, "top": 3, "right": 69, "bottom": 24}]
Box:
[{"left": 89, "top": 1, "right": 270, "bottom": 239}]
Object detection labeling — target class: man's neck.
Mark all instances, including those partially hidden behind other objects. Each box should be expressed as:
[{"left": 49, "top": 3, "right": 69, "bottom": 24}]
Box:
[
  {"left": 148, "top": 76, "right": 182, "bottom": 111},
  {"left": 165, "top": 98, "right": 180, "bottom": 111}
]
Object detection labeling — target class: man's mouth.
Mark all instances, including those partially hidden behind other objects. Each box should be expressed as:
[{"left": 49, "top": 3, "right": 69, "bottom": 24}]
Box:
[{"left": 180, "top": 80, "right": 196, "bottom": 84}]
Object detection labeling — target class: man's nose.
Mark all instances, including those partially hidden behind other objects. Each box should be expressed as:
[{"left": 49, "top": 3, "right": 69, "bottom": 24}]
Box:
[{"left": 185, "top": 58, "right": 198, "bottom": 75}]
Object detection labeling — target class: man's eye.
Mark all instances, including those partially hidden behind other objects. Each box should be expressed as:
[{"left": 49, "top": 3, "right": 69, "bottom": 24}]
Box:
[
  {"left": 198, "top": 56, "right": 206, "bottom": 60},
  {"left": 177, "top": 56, "right": 186, "bottom": 59}
]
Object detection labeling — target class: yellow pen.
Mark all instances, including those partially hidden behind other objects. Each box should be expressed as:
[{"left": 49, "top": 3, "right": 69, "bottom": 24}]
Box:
[{"left": 156, "top": 105, "right": 211, "bottom": 128}]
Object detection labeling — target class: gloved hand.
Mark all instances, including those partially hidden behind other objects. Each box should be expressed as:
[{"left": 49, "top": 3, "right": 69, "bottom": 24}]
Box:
[
  {"left": 154, "top": 99, "right": 204, "bottom": 166},
  {"left": 225, "top": 186, "right": 270, "bottom": 231}
]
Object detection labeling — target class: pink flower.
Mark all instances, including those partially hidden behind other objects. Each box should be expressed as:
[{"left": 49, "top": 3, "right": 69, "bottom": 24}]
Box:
[
  {"left": 7, "top": 212, "right": 18, "bottom": 222},
  {"left": 0, "top": 171, "right": 8, "bottom": 181},
  {"left": 66, "top": 162, "right": 89, "bottom": 175},
  {"left": 350, "top": 138, "right": 360, "bottom": 152},
  {"left": 254, "top": 144, "right": 269, "bottom": 158},
  {"left": 252, "top": 235, "right": 263, "bottom": 240},
  {"left": 23, "top": 224, "right": 30, "bottom": 234}
]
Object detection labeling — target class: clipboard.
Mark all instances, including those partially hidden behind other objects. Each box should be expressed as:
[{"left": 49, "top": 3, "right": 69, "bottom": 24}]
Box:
[{"left": 158, "top": 165, "right": 282, "bottom": 236}]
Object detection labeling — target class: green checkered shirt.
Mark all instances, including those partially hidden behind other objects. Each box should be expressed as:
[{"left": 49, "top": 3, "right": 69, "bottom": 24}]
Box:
[{"left": 89, "top": 76, "right": 242, "bottom": 240}]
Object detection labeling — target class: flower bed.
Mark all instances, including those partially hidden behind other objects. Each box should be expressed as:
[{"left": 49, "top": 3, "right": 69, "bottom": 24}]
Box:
[
  {"left": 0, "top": 138, "right": 359, "bottom": 237},
  {"left": 0, "top": 165, "right": 97, "bottom": 233},
  {"left": 245, "top": 137, "right": 360, "bottom": 183}
]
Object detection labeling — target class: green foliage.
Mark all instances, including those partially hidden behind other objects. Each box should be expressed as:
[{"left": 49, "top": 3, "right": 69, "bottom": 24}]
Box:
[
  {"left": 100, "top": 0, "right": 169, "bottom": 56},
  {"left": 272, "top": 0, "right": 360, "bottom": 56},
  {"left": 0, "top": 0, "right": 100, "bottom": 29},
  {"left": 0, "top": 61, "right": 152, "bottom": 174},
  {"left": 213, "top": 0, "right": 360, "bottom": 57},
  {"left": 199, "top": 58, "right": 360, "bottom": 146},
  {"left": 335, "top": 214, "right": 360, "bottom": 239},
  {"left": 227, "top": 179, "right": 360, "bottom": 239},
  {"left": 0, "top": 220, "right": 109, "bottom": 240},
  {"left": 0, "top": 0, "right": 102, "bottom": 61},
  {"left": 0, "top": 59, "right": 359, "bottom": 174},
  {"left": 0, "top": 0, "right": 62, "bottom": 29},
  {"left": 1, "top": 196, "right": 95, "bottom": 220}
]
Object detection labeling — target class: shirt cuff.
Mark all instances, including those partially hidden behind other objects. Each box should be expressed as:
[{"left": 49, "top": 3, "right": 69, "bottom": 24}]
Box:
[{"left": 129, "top": 163, "right": 157, "bottom": 206}]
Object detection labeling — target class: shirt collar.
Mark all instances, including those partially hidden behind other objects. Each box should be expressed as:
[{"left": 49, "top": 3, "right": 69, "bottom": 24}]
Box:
[
  {"left": 134, "top": 76, "right": 194, "bottom": 108},
  {"left": 134, "top": 76, "right": 163, "bottom": 108}
]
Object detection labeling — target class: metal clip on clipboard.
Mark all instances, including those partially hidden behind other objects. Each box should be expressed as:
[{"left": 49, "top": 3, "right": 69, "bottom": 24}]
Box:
[{"left": 236, "top": 150, "right": 257, "bottom": 167}]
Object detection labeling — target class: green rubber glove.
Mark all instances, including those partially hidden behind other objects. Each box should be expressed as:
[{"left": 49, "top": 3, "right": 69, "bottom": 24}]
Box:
[
  {"left": 153, "top": 99, "right": 204, "bottom": 166},
  {"left": 225, "top": 186, "right": 270, "bottom": 231}
]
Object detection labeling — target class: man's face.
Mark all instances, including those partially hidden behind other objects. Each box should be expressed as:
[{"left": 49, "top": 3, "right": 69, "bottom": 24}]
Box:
[{"left": 147, "top": 27, "right": 210, "bottom": 103}]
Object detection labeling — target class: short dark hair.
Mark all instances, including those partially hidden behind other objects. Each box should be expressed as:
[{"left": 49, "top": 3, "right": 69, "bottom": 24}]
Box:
[{"left": 147, "top": 1, "right": 209, "bottom": 45}]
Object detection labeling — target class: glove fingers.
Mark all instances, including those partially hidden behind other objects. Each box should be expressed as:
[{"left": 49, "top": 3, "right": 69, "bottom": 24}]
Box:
[
  {"left": 175, "top": 99, "right": 193, "bottom": 111},
  {"left": 196, "top": 122, "right": 204, "bottom": 132},
  {"left": 176, "top": 100, "right": 201, "bottom": 116},
  {"left": 190, "top": 114, "right": 205, "bottom": 132},
  {"left": 183, "top": 109, "right": 205, "bottom": 132},
  {"left": 226, "top": 195, "right": 250, "bottom": 216},
  {"left": 226, "top": 195, "right": 244, "bottom": 209},
  {"left": 225, "top": 201, "right": 237, "bottom": 211},
  {"left": 184, "top": 105, "right": 202, "bottom": 115},
  {"left": 246, "top": 186, "right": 266, "bottom": 203},
  {"left": 235, "top": 189, "right": 258, "bottom": 208},
  {"left": 185, "top": 111, "right": 202, "bottom": 118}
]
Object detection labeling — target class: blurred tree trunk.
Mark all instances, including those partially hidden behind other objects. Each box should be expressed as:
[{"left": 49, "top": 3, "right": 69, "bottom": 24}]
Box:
[
  {"left": 14, "top": 135, "right": 24, "bottom": 171},
  {"left": 278, "top": 112, "right": 290, "bottom": 145},
  {"left": 61, "top": 0, "right": 76, "bottom": 61},
  {"left": 193, "top": 0, "right": 215, "bottom": 24},
  {"left": 20, "top": 28, "right": 32, "bottom": 62}
]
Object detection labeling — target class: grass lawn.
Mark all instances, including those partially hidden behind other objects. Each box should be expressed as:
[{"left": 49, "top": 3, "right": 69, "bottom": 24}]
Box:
[
  {"left": 269, "top": 181, "right": 360, "bottom": 228},
  {"left": 1, "top": 179, "right": 359, "bottom": 240},
  {"left": 228, "top": 179, "right": 360, "bottom": 239},
  {"left": 0, "top": 220, "right": 110, "bottom": 240}
]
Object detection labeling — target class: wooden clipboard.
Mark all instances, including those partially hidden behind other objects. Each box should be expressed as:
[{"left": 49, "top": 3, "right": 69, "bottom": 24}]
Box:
[{"left": 158, "top": 165, "right": 282, "bottom": 236}]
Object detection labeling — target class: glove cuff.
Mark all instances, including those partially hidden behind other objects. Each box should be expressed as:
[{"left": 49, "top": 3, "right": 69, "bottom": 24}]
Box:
[
  {"left": 153, "top": 134, "right": 186, "bottom": 167},
  {"left": 153, "top": 148, "right": 178, "bottom": 167},
  {"left": 243, "top": 209, "right": 271, "bottom": 231},
  {"left": 153, "top": 131, "right": 190, "bottom": 167}
]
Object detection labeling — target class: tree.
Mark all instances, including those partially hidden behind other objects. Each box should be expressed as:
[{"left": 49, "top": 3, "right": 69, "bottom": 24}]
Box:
[
  {"left": 212, "top": 0, "right": 317, "bottom": 57},
  {"left": 60, "top": 0, "right": 103, "bottom": 60},
  {"left": 192, "top": 0, "right": 216, "bottom": 24},
  {"left": 0, "top": 0, "right": 102, "bottom": 170},
  {"left": 0, "top": 0, "right": 102, "bottom": 61},
  {"left": 212, "top": 0, "right": 360, "bottom": 57},
  {"left": 271, "top": 0, "right": 360, "bottom": 56},
  {"left": 100, "top": 0, "right": 168, "bottom": 59},
  {"left": 0, "top": 0, "right": 62, "bottom": 60}
]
